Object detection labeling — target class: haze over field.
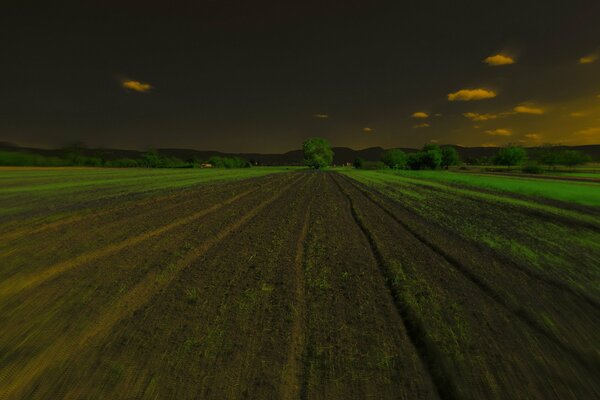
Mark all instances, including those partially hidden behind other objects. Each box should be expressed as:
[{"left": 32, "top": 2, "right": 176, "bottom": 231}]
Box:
[{"left": 1, "top": 1, "right": 599, "bottom": 152}]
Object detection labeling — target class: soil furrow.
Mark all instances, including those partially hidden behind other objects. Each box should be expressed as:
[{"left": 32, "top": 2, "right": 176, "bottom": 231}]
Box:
[
  {"left": 336, "top": 173, "right": 599, "bottom": 373},
  {"left": 0, "top": 174, "right": 306, "bottom": 400},
  {"left": 331, "top": 175, "right": 453, "bottom": 400},
  {"left": 280, "top": 196, "right": 312, "bottom": 400}
]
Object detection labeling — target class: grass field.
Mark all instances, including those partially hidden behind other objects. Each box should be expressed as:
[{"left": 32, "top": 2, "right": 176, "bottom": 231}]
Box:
[{"left": 0, "top": 167, "right": 598, "bottom": 399}]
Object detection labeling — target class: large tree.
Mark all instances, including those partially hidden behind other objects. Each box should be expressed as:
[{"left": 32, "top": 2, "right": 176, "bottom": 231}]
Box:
[{"left": 303, "top": 137, "right": 334, "bottom": 169}]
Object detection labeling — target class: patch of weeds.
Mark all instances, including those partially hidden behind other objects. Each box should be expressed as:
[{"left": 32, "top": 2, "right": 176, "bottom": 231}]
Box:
[
  {"left": 261, "top": 282, "right": 274, "bottom": 292},
  {"left": 185, "top": 288, "right": 199, "bottom": 304}
]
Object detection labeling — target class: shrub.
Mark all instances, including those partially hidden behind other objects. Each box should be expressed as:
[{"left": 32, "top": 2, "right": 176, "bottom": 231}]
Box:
[
  {"left": 353, "top": 158, "right": 365, "bottom": 168},
  {"left": 522, "top": 162, "right": 543, "bottom": 174},
  {"left": 360, "top": 161, "right": 387, "bottom": 170}
]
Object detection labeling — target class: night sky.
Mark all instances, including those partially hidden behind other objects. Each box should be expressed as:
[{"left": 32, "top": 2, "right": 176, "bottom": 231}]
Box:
[{"left": 2, "top": 1, "right": 599, "bottom": 153}]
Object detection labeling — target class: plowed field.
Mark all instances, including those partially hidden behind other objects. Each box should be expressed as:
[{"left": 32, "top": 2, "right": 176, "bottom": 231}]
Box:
[{"left": 1, "top": 168, "right": 598, "bottom": 399}]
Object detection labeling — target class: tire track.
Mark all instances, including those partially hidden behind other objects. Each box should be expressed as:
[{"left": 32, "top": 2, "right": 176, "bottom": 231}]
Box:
[
  {"left": 330, "top": 174, "right": 451, "bottom": 400},
  {"left": 0, "top": 173, "right": 294, "bottom": 298},
  {"left": 0, "top": 173, "right": 306, "bottom": 400},
  {"left": 280, "top": 192, "right": 312, "bottom": 400},
  {"left": 346, "top": 175, "right": 600, "bottom": 309},
  {"left": 334, "top": 173, "right": 600, "bottom": 375}
]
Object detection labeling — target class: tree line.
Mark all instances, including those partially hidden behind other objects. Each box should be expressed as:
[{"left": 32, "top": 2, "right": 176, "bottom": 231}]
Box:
[{"left": 0, "top": 149, "right": 252, "bottom": 169}]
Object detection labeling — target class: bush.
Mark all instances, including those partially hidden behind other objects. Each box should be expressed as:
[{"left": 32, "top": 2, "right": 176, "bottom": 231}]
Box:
[
  {"left": 381, "top": 149, "right": 407, "bottom": 169},
  {"left": 353, "top": 158, "right": 365, "bottom": 168},
  {"left": 208, "top": 156, "right": 250, "bottom": 168},
  {"left": 360, "top": 161, "right": 386, "bottom": 170},
  {"left": 522, "top": 162, "right": 543, "bottom": 174}
]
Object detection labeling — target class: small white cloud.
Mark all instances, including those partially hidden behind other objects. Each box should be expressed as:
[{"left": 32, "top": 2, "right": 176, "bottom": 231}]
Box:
[
  {"left": 514, "top": 105, "right": 544, "bottom": 115},
  {"left": 463, "top": 112, "right": 499, "bottom": 121},
  {"left": 122, "top": 80, "right": 152, "bottom": 93},
  {"left": 362, "top": 127, "right": 374, "bottom": 133},
  {"left": 485, "top": 128, "right": 512, "bottom": 136},
  {"left": 579, "top": 53, "right": 599, "bottom": 64},
  {"left": 576, "top": 127, "right": 600, "bottom": 136},
  {"left": 412, "top": 112, "right": 429, "bottom": 119},
  {"left": 413, "top": 123, "right": 430, "bottom": 128},
  {"left": 525, "top": 133, "right": 542, "bottom": 140},
  {"left": 483, "top": 54, "right": 515, "bottom": 66},
  {"left": 448, "top": 89, "right": 497, "bottom": 101}
]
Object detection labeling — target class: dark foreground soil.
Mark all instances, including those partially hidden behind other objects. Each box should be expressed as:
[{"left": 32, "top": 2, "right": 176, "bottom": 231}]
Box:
[{"left": 0, "top": 171, "right": 597, "bottom": 399}]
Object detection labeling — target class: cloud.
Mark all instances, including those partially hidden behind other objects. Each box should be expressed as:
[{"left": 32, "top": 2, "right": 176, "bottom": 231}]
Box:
[
  {"left": 448, "top": 88, "right": 496, "bottom": 101},
  {"left": 481, "top": 143, "right": 499, "bottom": 147},
  {"left": 514, "top": 105, "right": 544, "bottom": 115},
  {"left": 122, "top": 80, "right": 152, "bottom": 93},
  {"left": 579, "top": 53, "right": 599, "bottom": 64},
  {"left": 412, "top": 112, "right": 429, "bottom": 119},
  {"left": 576, "top": 127, "right": 600, "bottom": 136},
  {"left": 313, "top": 114, "right": 329, "bottom": 118},
  {"left": 413, "top": 123, "right": 430, "bottom": 128},
  {"left": 362, "top": 127, "right": 374, "bottom": 133},
  {"left": 569, "top": 112, "right": 585, "bottom": 117},
  {"left": 485, "top": 128, "right": 512, "bottom": 136},
  {"left": 524, "top": 133, "right": 542, "bottom": 140},
  {"left": 483, "top": 54, "right": 515, "bottom": 66},
  {"left": 463, "top": 112, "right": 499, "bottom": 121}
]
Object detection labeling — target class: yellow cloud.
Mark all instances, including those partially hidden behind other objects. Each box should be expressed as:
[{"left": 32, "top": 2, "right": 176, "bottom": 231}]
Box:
[
  {"left": 412, "top": 112, "right": 429, "bottom": 118},
  {"left": 485, "top": 128, "right": 512, "bottom": 136},
  {"left": 514, "top": 105, "right": 544, "bottom": 115},
  {"left": 448, "top": 89, "right": 497, "bottom": 101},
  {"left": 579, "top": 53, "right": 598, "bottom": 64},
  {"left": 362, "top": 127, "right": 374, "bottom": 133},
  {"left": 525, "top": 133, "right": 542, "bottom": 140},
  {"left": 313, "top": 114, "right": 329, "bottom": 118},
  {"left": 413, "top": 123, "right": 430, "bottom": 128},
  {"left": 483, "top": 54, "right": 515, "bottom": 66},
  {"left": 569, "top": 112, "right": 585, "bottom": 117},
  {"left": 463, "top": 112, "right": 498, "bottom": 121},
  {"left": 481, "top": 143, "right": 499, "bottom": 147},
  {"left": 122, "top": 80, "right": 152, "bottom": 93},
  {"left": 576, "top": 127, "right": 600, "bottom": 136}
]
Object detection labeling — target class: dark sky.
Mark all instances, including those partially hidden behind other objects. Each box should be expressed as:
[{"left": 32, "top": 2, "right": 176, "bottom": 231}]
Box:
[{"left": 1, "top": 1, "right": 599, "bottom": 152}]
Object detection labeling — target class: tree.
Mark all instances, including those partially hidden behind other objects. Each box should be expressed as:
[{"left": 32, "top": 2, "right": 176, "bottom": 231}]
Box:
[
  {"left": 303, "top": 137, "right": 333, "bottom": 169},
  {"left": 538, "top": 145, "right": 562, "bottom": 169},
  {"left": 493, "top": 145, "right": 526, "bottom": 167},
  {"left": 381, "top": 149, "right": 407, "bottom": 169},
  {"left": 441, "top": 146, "right": 460, "bottom": 169}
]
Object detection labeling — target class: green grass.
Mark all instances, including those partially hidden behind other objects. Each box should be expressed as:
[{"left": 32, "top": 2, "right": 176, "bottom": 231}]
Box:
[{"left": 348, "top": 169, "right": 600, "bottom": 207}]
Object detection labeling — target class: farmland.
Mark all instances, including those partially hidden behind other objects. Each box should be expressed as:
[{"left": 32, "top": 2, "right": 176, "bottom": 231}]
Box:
[{"left": 0, "top": 167, "right": 599, "bottom": 399}]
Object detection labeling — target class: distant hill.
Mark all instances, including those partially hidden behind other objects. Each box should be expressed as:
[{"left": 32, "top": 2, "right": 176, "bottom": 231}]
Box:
[{"left": 1, "top": 142, "right": 599, "bottom": 165}]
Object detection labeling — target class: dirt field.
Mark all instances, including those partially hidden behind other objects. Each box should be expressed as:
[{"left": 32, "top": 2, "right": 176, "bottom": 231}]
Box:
[{"left": 0, "top": 169, "right": 598, "bottom": 399}]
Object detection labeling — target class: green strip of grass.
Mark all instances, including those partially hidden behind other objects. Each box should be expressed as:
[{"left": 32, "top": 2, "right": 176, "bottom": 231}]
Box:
[{"left": 350, "top": 169, "right": 600, "bottom": 207}]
